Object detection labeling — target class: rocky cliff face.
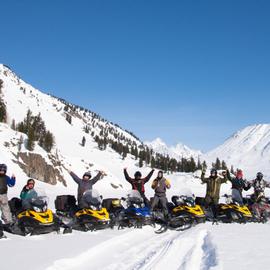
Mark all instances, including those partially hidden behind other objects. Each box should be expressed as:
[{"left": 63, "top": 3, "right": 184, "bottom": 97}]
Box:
[{"left": 16, "top": 152, "right": 67, "bottom": 186}]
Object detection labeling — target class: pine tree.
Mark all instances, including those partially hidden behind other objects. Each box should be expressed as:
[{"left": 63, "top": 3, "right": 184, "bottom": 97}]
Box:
[
  {"left": 0, "top": 98, "right": 7, "bottom": 123},
  {"left": 139, "top": 156, "right": 144, "bottom": 167},
  {"left": 215, "top": 158, "right": 221, "bottom": 170},
  {"left": 27, "top": 128, "right": 35, "bottom": 151},
  {"left": 151, "top": 157, "right": 156, "bottom": 168},
  {"left": 202, "top": 160, "right": 207, "bottom": 170},
  {"left": 0, "top": 79, "right": 3, "bottom": 93},
  {"left": 11, "top": 119, "right": 16, "bottom": 130},
  {"left": 221, "top": 160, "right": 227, "bottom": 170},
  {"left": 43, "top": 131, "right": 54, "bottom": 152},
  {"left": 189, "top": 157, "right": 197, "bottom": 172},
  {"left": 82, "top": 136, "right": 86, "bottom": 147}
]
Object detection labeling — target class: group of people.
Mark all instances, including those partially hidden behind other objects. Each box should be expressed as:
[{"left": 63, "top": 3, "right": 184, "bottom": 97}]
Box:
[
  {"left": 0, "top": 162, "right": 270, "bottom": 237},
  {"left": 201, "top": 168, "right": 270, "bottom": 220}
]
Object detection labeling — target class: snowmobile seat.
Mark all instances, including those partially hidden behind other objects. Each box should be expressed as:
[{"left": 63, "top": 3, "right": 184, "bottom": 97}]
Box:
[
  {"left": 55, "top": 195, "right": 77, "bottom": 212},
  {"left": 195, "top": 197, "right": 205, "bottom": 206},
  {"left": 9, "top": 197, "right": 23, "bottom": 215}
]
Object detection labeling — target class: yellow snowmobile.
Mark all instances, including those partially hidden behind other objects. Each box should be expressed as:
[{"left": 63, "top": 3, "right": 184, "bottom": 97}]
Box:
[
  {"left": 56, "top": 190, "right": 111, "bottom": 231},
  {"left": 8, "top": 192, "right": 61, "bottom": 236},
  {"left": 217, "top": 194, "right": 253, "bottom": 223},
  {"left": 171, "top": 194, "right": 206, "bottom": 224}
]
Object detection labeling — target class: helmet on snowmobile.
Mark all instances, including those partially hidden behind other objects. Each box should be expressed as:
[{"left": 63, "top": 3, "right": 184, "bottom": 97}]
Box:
[
  {"left": 83, "top": 171, "right": 92, "bottom": 180},
  {"left": 134, "top": 171, "right": 142, "bottom": 179},
  {"left": 0, "top": 164, "right": 7, "bottom": 174},
  {"left": 256, "top": 172, "right": 263, "bottom": 180},
  {"left": 210, "top": 168, "right": 217, "bottom": 176}
]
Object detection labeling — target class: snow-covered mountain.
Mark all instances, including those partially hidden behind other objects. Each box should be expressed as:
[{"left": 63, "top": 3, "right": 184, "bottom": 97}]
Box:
[
  {"left": 0, "top": 63, "right": 153, "bottom": 198},
  {"left": 145, "top": 137, "right": 202, "bottom": 160},
  {"left": 206, "top": 124, "right": 270, "bottom": 178}
]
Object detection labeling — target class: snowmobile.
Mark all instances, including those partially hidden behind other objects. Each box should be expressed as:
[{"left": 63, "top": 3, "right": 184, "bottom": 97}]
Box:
[
  {"left": 247, "top": 192, "right": 270, "bottom": 223},
  {"left": 153, "top": 192, "right": 196, "bottom": 234},
  {"left": 171, "top": 194, "right": 206, "bottom": 224},
  {"left": 55, "top": 190, "right": 111, "bottom": 231},
  {"left": 102, "top": 197, "right": 125, "bottom": 227},
  {"left": 216, "top": 194, "right": 253, "bottom": 223},
  {"left": 115, "top": 190, "right": 154, "bottom": 229},
  {"left": 8, "top": 191, "right": 61, "bottom": 236}
]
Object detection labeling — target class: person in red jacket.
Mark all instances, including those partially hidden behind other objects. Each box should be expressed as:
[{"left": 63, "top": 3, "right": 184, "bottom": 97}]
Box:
[{"left": 123, "top": 168, "right": 154, "bottom": 206}]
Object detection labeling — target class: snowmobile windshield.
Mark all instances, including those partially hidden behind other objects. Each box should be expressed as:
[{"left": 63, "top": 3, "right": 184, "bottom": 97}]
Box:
[
  {"left": 126, "top": 190, "right": 143, "bottom": 206},
  {"left": 179, "top": 188, "right": 196, "bottom": 207},
  {"left": 30, "top": 189, "right": 49, "bottom": 212},
  {"left": 82, "top": 189, "right": 102, "bottom": 207}
]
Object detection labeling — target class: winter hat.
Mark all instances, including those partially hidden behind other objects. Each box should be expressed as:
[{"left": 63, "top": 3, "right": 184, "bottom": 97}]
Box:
[
  {"left": 134, "top": 171, "right": 142, "bottom": 179},
  {"left": 236, "top": 170, "right": 243, "bottom": 178}
]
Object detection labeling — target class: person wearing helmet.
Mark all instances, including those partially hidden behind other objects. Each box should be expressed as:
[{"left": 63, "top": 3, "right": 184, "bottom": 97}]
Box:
[
  {"left": 248, "top": 172, "right": 270, "bottom": 202},
  {"left": 227, "top": 169, "right": 250, "bottom": 205},
  {"left": 68, "top": 168, "right": 106, "bottom": 204},
  {"left": 200, "top": 167, "right": 229, "bottom": 220},
  {"left": 151, "top": 171, "right": 171, "bottom": 217},
  {"left": 20, "top": 179, "right": 38, "bottom": 210},
  {"left": 123, "top": 167, "right": 155, "bottom": 206},
  {"left": 0, "top": 164, "right": 16, "bottom": 225}
]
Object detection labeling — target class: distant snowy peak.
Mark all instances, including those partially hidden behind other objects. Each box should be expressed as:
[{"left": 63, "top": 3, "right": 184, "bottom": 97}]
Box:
[
  {"left": 145, "top": 138, "right": 202, "bottom": 160},
  {"left": 206, "top": 124, "right": 270, "bottom": 176}
]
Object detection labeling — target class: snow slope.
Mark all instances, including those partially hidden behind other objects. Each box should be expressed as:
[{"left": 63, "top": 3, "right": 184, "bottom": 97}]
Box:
[
  {"left": 145, "top": 138, "right": 202, "bottom": 160},
  {"left": 206, "top": 124, "right": 270, "bottom": 178}
]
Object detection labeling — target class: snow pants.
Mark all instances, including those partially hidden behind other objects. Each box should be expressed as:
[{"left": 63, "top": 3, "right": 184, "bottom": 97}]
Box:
[
  {"left": 232, "top": 189, "right": 244, "bottom": 205},
  {"left": 0, "top": 194, "right": 12, "bottom": 224},
  {"left": 151, "top": 195, "right": 168, "bottom": 216}
]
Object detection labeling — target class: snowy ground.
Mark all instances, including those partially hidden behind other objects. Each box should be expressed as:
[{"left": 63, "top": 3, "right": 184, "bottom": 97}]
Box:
[{"left": 2, "top": 222, "right": 270, "bottom": 270}]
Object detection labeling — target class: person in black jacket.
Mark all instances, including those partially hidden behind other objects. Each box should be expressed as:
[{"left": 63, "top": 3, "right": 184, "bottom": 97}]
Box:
[
  {"left": 123, "top": 168, "right": 154, "bottom": 206},
  {"left": 227, "top": 169, "right": 250, "bottom": 205}
]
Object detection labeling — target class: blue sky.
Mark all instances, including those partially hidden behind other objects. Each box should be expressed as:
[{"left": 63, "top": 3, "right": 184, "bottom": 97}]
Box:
[{"left": 1, "top": 0, "right": 270, "bottom": 151}]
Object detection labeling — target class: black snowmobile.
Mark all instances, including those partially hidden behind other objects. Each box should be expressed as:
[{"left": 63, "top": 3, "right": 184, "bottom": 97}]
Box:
[
  {"left": 8, "top": 191, "right": 61, "bottom": 236},
  {"left": 102, "top": 197, "right": 125, "bottom": 227},
  {"left": 55, "top": 189, "right": 111, "bottom": 231}
]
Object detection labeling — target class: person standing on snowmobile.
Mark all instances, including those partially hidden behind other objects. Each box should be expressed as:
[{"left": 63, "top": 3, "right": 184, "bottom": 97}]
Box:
[
  {"left": 123, "top": 168, "right": 154, "bottom": 206},
  {"left": 227, "top": 169, "right": 250, "bottom": 205},
  {"left": 248, "top": 172, "right": 270, "bottom": 202},
  {"left": 200, "top": 168, "right": 228, "bottom": 220},
  {"left": 68, "top": 169, "right": 106, "bottom": 205},
  {"left": 20, "top": 179, "right": 38, "bottom": 210},
  {"left": 0, "top": 164, "right": 16, "bottom": 226},
  {"left": 151, "top": 171, "right": 171, "bottom": 217}
]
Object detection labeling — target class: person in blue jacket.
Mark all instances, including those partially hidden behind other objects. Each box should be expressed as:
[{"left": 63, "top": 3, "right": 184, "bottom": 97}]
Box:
[{"left": 0, "top": 164, "right": 16, "bottom": 225}]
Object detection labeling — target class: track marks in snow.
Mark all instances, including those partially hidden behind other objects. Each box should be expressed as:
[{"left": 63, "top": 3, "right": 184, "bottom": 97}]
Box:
[{"left": 46, "top": 227, "right": 220, "bottom": 270}]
